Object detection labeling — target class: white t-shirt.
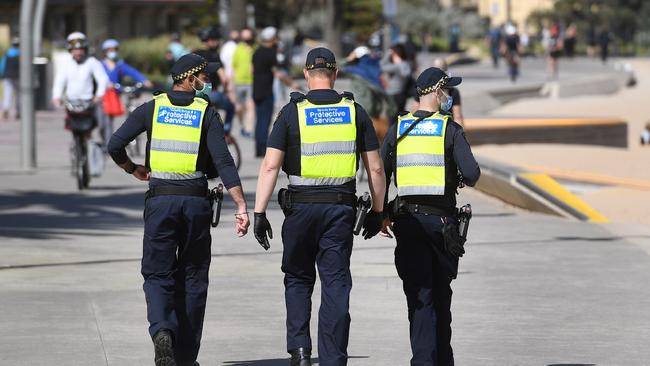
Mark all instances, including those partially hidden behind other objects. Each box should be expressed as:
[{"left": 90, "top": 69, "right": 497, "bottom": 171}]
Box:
[
  {"left": 219, "top": 40, "right": 238, "bottom": 79},
  {"left": 52, "top": 56, "right": 109, "bottom": 101}
]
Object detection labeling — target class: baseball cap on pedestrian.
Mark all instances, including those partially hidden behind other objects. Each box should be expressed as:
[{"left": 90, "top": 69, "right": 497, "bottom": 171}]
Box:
[
  {"left": 305, "top": 47, "right": 337, "bottom": 70},
  {"left": 415, "top": 67, "right": 462, "bottom": 96},
  {"left": 260, "top": 27, "right": 277, "bottom": 42},
  {"left": 171, "top": 53, "right": 219, "bottom": 82}
]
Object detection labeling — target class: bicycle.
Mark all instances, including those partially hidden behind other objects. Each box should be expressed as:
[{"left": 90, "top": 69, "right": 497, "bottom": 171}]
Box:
[
  {"left": 64, "top": 99, "right": 97, "bottom": 190},
  {"left": 224, "top": 129, "right": 242, "bottom": 171}
]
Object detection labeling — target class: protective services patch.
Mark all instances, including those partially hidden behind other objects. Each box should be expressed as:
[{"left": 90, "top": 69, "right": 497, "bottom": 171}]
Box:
[
  {"left": 399, "top": 118, "right": 444, "bottom": 137},
  {"left": 304, "top": 106, "right": 352, "bottom": 126},
  {"left": 156, "top": 106, "right": 203, "bottom": 128}
]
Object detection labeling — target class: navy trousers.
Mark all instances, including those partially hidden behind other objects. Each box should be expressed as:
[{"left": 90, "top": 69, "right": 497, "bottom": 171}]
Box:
[
  {"left": 142, "top": 195, "right": 212, "bottom": 364},
  {"left": 393, "top": 213, "right": 458, "bottom": 366},
  {"left": 254, "top": 95, "right": 274, "bottom": 156},
  {"left": 281, "top": 203, "right": 355, "bottom": 366}
]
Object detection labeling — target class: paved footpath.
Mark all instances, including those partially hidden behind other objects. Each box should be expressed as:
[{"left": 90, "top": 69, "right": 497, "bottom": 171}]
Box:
[{"left": 1, "top": 107, "right": 650, "bottom": 366}]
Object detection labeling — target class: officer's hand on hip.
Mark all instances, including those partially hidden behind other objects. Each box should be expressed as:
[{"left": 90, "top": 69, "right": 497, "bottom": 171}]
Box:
[
  {"left": 132, "top": 165, "right": 151, "bottom": 181},
  {"left": 379, "top": 217, "right": 393, "bottom": 238},
  {"left": 235, "top": 212, "right": 250, "bottom": 237},
  {"left": 254, "top": 212, "right": 272, "bottom": 251},
  {"left": 362, "top": 210, "right": 383, "bottom": 240}
]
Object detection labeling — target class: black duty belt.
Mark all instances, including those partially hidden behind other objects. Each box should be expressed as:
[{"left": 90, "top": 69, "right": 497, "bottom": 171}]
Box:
[
  {"left": 278, "top": 189, "right": 356, "bottom": 210},
  {"left": 145, "top": 186, "right": 209, "bottom": 200},
  {"left": 403, "top": 203, "right": 453, "bottom": 216}
]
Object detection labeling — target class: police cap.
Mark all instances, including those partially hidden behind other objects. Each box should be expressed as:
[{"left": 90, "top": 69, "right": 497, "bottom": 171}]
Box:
[
  {"left": 305, "top": 47, "right": 337, "bottom": 70},
  {"left": 171, "top": 53, "right": 219, "bottom": 82},
  {"left": 416, "top": 67, "right": 462, "bottom": 96}
]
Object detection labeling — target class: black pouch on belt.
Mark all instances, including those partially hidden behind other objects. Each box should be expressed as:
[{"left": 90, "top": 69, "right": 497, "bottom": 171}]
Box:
[
  {"left": 210, "top": 184, "right": 224, "bottom": 228},
  {"left": 441, "top": 217, "right": 466, "bottom": 258},
  {"left": 277, "top": 188, "right": 293, "bottom": 214}
]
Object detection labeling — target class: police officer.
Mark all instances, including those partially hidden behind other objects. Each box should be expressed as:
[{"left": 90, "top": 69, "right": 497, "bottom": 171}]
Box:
[
  {"left": 253, "top": 47, "right": 386, "bottom": 366},
  {"left": 108, "top": 53, "right": 250, "bottom": 366},
  {"left": 380, "top": 67, "right": 480, "bottom": 366}
]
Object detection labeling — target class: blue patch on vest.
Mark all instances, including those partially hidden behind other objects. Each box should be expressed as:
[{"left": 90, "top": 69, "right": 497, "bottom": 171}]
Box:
[
  {"left": 156, "top": 106, "right": 202, "bottom": 128},
  {"left": 399, "top": 118, "right": 444, "bottom": 137},
  {"left": 304, "top": 106, "right": 352, "bottom": 126}
]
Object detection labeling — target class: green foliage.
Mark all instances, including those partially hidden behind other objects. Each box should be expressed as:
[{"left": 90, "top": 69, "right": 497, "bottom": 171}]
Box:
[
  {"left": 395, "top": 0, "right": 487, "bottom": 39},
  {"left": 118, "top": 34, "right": 202, "bottom": 80},
  {"left": 344, "top": 0, "right": 383, "bottom": 40}
]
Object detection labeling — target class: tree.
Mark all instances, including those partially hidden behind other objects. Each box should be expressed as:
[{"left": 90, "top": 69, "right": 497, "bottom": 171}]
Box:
[
  {"left": 325, "top": 0, "right": 344, "bottom": 56},
  {"left": 84, "top": 0, "right": 110, "bottom": 51}
]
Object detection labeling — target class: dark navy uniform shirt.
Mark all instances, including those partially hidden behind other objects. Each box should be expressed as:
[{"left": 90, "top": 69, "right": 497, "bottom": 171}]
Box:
[
  {"left": 107, "top": 90, "right": 241, "bottom": 189},
  {"left": 381, "top": 110, "right": 480, "bottom": 212},
  {"left": 267, "top": 89, "right": 380, "bottom": 195}
]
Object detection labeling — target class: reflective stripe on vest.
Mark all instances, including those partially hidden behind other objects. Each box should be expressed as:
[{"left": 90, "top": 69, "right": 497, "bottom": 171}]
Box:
[
  {"left": 396, "top": 112, "right": 448, "bottom": 196},
  {"left": 294, "top": 97, "right": 357, "bottom": 186},
  {"left": 149, "top": 93, "right": 208, "bottom": 180}
]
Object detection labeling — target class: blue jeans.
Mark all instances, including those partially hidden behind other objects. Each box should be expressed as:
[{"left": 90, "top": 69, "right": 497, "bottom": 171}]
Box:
[
  {"left": 209, "top": 91, "right": 235, "bottom": 133},
  {"left": 254, "top": 95, "right": 274, "bottom": 156}
]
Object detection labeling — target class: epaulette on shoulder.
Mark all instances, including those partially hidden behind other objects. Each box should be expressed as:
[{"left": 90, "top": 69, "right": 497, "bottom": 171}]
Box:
[
  {"left": 340, "top": 91, "right": 355, "bottom": 101},
  {"left": 398, "top": 111, "right": 410, "bottom": 116},
  {"left": 152, "top": 90, "right": 165, "bottom": 96},
  {"left": 290, "top": 92, "right": 306, "bottom": 104}
]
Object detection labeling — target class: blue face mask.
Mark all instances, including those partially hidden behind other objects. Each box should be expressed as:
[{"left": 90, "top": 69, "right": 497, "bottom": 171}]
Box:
[
  {"left": 194, "top": 78, "right": 212, "bottom": 97},
  {"left": 440, "top": 94, "right": 453, "bottom": 112}
]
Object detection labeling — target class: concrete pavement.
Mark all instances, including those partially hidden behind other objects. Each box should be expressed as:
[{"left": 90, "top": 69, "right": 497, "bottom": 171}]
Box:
[{"left": 1, "top": 77, "right": 650, "bottom": 365}]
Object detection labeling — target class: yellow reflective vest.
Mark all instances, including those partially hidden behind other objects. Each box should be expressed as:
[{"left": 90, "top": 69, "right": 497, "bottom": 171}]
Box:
[
  {"left": 149, "top": 93, "right": 209, "bottom": 180},
  {"left": 291, "top": 97, "right": 357, "bottom": 185},
  {"left": 396, "top": 112, "right": 448, "bottom": 196}
]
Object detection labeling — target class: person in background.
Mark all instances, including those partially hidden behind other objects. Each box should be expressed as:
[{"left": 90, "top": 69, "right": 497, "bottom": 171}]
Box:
[
  {"left": 0, "top": 37, "right": 20, "bottom": 120},
  {"left": 381, "top": 44, "right": 412, "bottom": 115},
  {"left": 564, "top": 23, "right": 577, "bottom": 58},
  {"left": 231, "top": 28, "right": 256, "bottom": 137},
  {"left": 251, "top": 26, "right": 300, "bottom": 157},
  {"left": 486, "top": 26, "right": 502, "bottom": 68},
  {"left": 503, "top": 24, "right": 521, "bottom": 82},
  {"left": 167, "top": 33, "right": 189, "bottom": 64},
  {"left": 432, "top": 58, "right": 464, "bottom": 126},
  {"left": 598, "top": 26, "right": 611, "bottom": 64},
  {"left": 220, "top": 30, "right": 239, "bottom": 84},
  {"left": 345, "top": 46, "right": 383, "bottom": 89},
  {"left": 546, "top": 24, "right": 563, "bottom": 80},
  {"left": 640, "top": 122, "right": 650, "bottom": 146},
  {"left": 100, "top": 39, "right": 153, "bottom": 148},
  {"left": 193, "top": 26, "right": 236, "bottom": 134}
]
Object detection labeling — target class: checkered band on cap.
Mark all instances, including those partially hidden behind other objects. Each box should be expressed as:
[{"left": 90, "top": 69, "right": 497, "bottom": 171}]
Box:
[
  {"left": 417, "top": 75, "right": 450, "bottom": 96},
  {"left": 173, "top": 61, "right": 208, "bottom": 81}
]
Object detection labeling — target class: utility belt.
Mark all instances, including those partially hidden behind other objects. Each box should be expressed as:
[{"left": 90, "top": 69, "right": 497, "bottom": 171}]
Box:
[
  {"left": 144, "top": 184, "right": 224, "bottom": 227},
  {"left": 388, "top": 196, "right": 455, "bottom": 219},
  {"left": 277, "top": 188, "right": 357, "bottom": 210}
]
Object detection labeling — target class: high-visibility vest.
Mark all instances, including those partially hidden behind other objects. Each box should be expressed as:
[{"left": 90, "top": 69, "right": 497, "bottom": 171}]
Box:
[
  {"left": 396, "top": 112, "right": 448, "bottom": 196},
  {"left": 149, "top": 93, "right": 209, "bottom": 180},
  {"left": 290, "top": 97, "right": 357, "bottom": 186}
]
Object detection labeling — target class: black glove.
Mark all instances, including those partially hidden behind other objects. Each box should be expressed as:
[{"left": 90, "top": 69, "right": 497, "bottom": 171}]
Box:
[
  {"left": 362, "top": 210, "right": 383, "bottom": 240},
  {"left": 442, "top": 220, "right": 465, "bottom": 258},
  {"left": 254, "top": 212, "right": 272, "bottom": 251}
]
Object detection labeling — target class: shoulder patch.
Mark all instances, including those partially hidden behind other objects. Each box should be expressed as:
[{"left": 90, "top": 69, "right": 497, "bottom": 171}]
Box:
[
  {"left": 290, "top": 92, "right": 306, "bottom": 104},
  {"left": 340, "top": 91, "right": 355, "bottom": 101},
  {"left": 152, "top": 90, "right": 165, "bottom": 96}
]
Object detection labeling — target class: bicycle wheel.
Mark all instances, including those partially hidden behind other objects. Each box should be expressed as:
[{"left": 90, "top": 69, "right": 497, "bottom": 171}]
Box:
[
  {"left": 225, "top": 134, "right": 242, "bottom": 171},
  {"left": 74, "top": 136, "right": 85, "bottom": 190}
]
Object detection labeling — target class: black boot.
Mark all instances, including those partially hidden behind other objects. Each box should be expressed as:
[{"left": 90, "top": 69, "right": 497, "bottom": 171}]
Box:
[
  {"left": 289, "top": 347, "right": 311, "bottom": 366},
  {"left": 153, "top": 329, "right": 177, "bottom": 366}
]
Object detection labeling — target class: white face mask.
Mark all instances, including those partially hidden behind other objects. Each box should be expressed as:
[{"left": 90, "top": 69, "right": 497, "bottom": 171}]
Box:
[{"left": 106, "top": 51, "right": 118, "bottom": 60}]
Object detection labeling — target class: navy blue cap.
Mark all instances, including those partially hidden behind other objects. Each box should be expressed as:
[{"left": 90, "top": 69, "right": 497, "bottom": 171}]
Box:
[
  {"left": 305, "top": 47, "right": 337, "bottom": 70},
  {"left": 171, "top": 53, "right": 219, "bottom": 81},
  {"left": 416, "top": 67, "right": 462, "bottom": 96}
]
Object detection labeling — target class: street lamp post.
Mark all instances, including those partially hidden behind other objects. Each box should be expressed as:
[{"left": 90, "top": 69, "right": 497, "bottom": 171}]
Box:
[{"left": 20, "top": 0, "right": 36, "bottom": 170}]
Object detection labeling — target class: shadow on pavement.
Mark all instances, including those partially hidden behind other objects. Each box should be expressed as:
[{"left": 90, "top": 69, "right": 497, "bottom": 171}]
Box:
[
  {"left": 0, "top": 190, "right": 145, "bottom": 240},
  {"left": 223, "top": 356, "right": 367, "bottom": 365},
  {"left": 547, "top": 364, "right": 596, "bottom": 366},
  {"left": 0, "top": 190, "right": 263, "bottom": 240}
]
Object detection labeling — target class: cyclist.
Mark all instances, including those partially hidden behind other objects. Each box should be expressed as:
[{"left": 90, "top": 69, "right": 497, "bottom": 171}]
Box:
[
  {"left": 52, "top": 32, "right": 108, "bottom": 111},
  {"left": 193, "top": 26, "right": 236, "bottom": 134},
  {"left": 100, "top": 38, "right": 153, "bottom": 149}
]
